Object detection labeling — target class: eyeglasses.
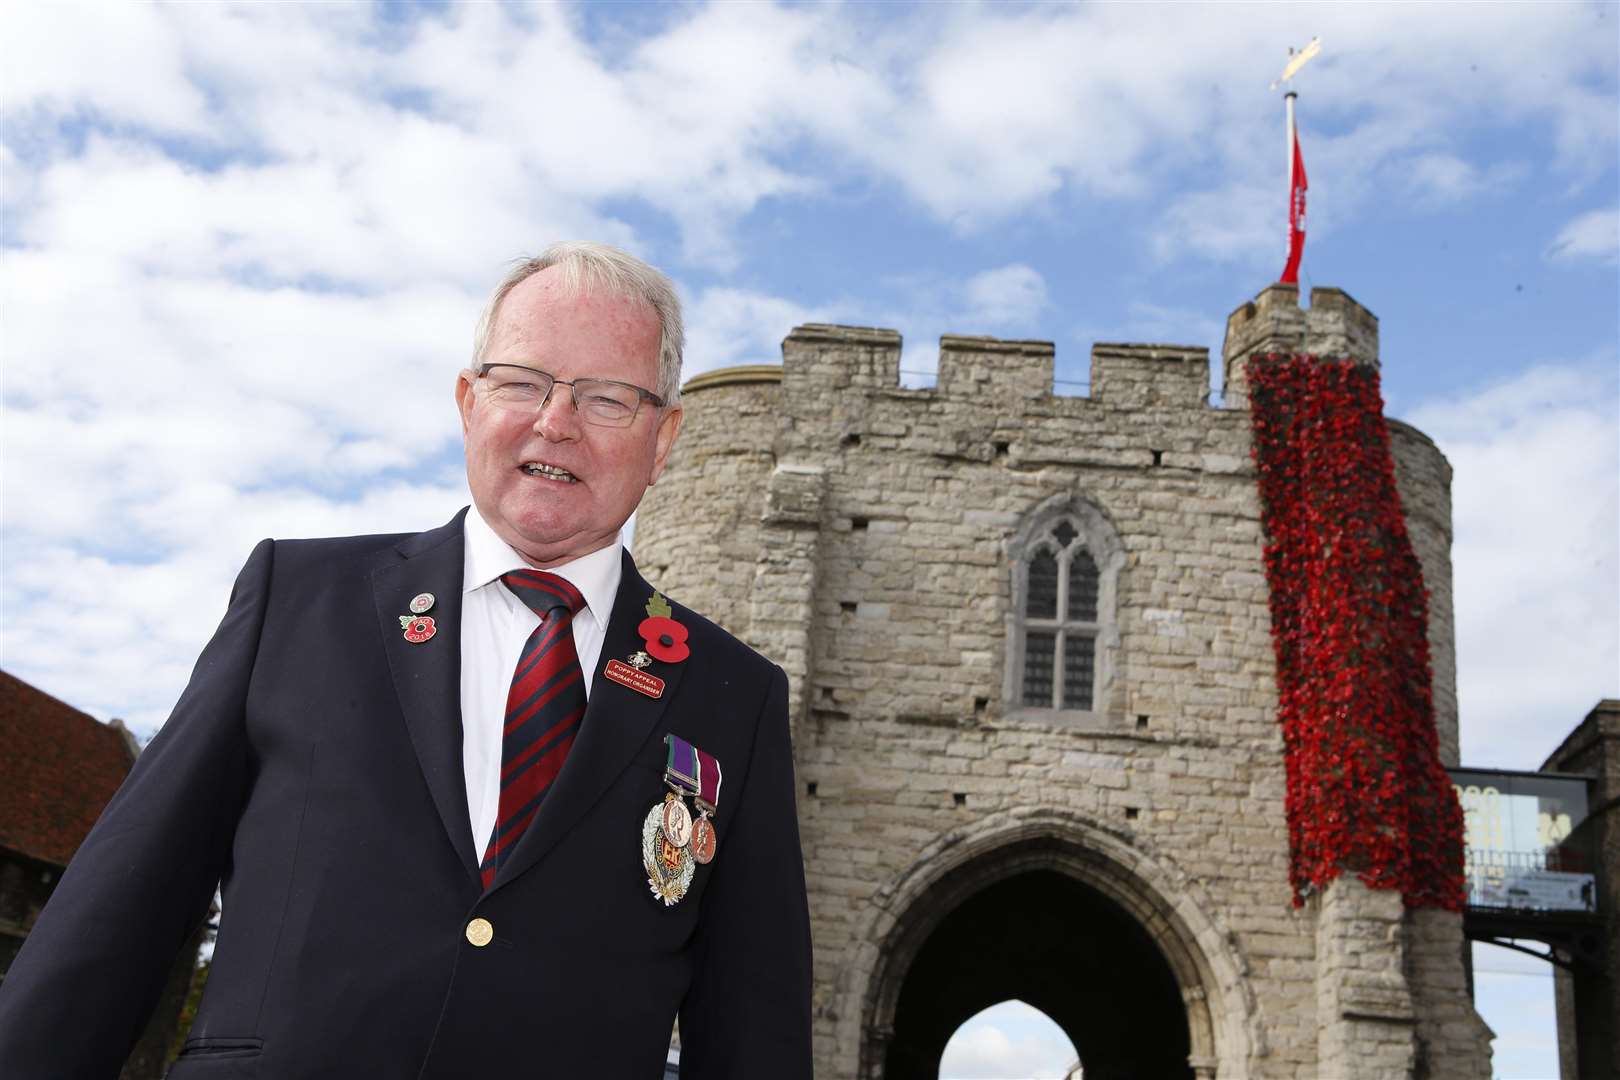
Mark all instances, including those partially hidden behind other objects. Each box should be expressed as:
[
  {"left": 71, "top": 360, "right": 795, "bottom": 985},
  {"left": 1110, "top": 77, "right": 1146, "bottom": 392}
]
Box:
[{"left": 473, "top": 364, "right": 665, "bottom": 428}]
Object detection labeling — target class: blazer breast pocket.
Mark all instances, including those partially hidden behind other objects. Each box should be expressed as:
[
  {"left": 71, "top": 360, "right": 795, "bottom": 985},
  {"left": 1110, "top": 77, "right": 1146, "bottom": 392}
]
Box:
[{"left": 167, "top": 1037, "right": 263, "bottom": 1079}]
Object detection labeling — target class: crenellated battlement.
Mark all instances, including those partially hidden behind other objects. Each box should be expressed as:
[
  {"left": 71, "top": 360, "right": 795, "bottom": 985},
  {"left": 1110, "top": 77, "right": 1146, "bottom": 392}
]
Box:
[
  {"left": 695, "top": 282, "right": 1379, "bottom": 420},
  {"left": 780, "top": 324, "right": 901, "bottom": 392},
  {"left": 764, "top": 324, "right": 1214, "bottom": 409},
  {"left": 1221, "top": 283, "right": 1380, "bottom": 408},
  {"left": 936, "top": 335, "right": 1055, "bottom": 403},
  {"left": 1089, "top": 343, "right": 1209, "bottom": 408}
]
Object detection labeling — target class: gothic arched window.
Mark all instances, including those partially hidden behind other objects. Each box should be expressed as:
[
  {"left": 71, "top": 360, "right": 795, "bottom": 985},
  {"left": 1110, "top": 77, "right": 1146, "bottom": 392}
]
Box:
[{"left": 1007, "top": 499, "right": 1122, "bottom": 717}]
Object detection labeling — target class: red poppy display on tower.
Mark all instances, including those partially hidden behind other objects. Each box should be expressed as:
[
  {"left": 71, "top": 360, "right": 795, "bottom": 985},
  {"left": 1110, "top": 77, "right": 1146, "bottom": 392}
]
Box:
[{"left": 1248, "top": 353, "right": 1465, "bottom": 911}]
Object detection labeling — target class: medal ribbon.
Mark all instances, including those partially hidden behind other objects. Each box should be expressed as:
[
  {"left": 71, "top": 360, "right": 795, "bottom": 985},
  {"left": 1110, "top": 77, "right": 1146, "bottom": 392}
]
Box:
[
  {"left": 664, "top": 734, "right": 699, "bottom": 794},
  {"left": 664, "top": 734, "right": 723, "bottom": 811}
]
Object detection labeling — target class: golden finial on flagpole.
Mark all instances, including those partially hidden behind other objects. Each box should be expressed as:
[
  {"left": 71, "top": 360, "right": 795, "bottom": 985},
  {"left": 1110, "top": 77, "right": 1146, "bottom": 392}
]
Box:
[{"left": 1271, "top": 36, "right": 1321, "bottom": 91}]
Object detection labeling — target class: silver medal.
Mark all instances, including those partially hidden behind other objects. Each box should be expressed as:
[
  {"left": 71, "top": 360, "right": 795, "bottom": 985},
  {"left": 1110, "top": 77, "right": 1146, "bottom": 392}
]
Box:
[{"left": 642, "top": 798, "right": 695, "bottom": 906}]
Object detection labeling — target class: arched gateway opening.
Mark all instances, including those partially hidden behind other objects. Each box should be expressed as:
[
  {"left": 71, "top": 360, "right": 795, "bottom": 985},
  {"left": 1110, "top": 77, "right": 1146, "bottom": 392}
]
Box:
[
  {"left": 853, "top": 813, "right": 1243, "bottom": 1080},
  {"left": 889, "top": 869, "right": 1188, "bottom": 1079}
]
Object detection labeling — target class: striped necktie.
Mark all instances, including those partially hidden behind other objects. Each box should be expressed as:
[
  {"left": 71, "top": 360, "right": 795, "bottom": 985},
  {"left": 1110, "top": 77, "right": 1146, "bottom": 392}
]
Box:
[{"left": 480, "top": 569, "right": 588, "bottom": 888}]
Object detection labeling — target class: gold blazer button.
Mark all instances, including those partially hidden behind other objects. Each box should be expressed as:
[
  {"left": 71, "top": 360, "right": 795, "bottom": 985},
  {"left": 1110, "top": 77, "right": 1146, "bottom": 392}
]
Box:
[{"left": 465, "top": 917, "right": 494, "bottom": 947}]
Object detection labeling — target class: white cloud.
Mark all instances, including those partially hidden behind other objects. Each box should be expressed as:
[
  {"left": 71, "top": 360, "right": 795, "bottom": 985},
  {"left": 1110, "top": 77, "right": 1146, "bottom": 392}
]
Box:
[
  {"left": 0, "top": 249, "right": 472, "bottom": 542},
  {"left": 1, "top": 0, "right": 1615, "bottom": 750},
  {"left": 678, "top": 265, "right": 1048, "bottom": 386},
  {"left": 1399, "top": 154, "right": 1527, "bottom": 207},
  {"left": 682, "top": 287, "right": 827, "bottom": 379},
  {"left": 2, "top": 1, "right": 212, "bottom": 137},
  {"left": 1403, "top": 360, "right": 1620, "bottom": 769},
  {"left": 939, "top": 1001, "right": 1078, "bottom": 1080},
  {"left": 5, "top": 2, "right": 1613, "bottom": 270},
  {"left": 1, "top": 481, "right": 469, "bottom": 738},
  {"left": 1135, "top": 3, "right": 1616, "bottom": 265},
  {"left": 1153, "top": 182, "right": 1278, "bottom": 267},
  {"left": 390, "top": 1, "right": 842, "bottom": 270},
  {"left": 1546, "top": 207, "right": 1619, "bottom": 265},
  {"left": 1, "top": 208, "right": 476, "bottom": 739},
  {"left": 961, "top": 265, "right": 1048, "bottom": 330}
]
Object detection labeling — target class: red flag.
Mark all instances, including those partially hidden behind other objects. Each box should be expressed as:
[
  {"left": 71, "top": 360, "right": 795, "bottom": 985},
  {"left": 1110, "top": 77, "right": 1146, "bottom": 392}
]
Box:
[{"left": 1280, "top": 127, "right": 1307, "bottom": 283}]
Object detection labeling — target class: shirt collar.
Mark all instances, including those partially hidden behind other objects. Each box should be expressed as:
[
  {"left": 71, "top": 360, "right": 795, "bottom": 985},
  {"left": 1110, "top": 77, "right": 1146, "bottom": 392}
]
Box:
[{"left": 462, "top": 505, "right": 623, "bottom": 625}]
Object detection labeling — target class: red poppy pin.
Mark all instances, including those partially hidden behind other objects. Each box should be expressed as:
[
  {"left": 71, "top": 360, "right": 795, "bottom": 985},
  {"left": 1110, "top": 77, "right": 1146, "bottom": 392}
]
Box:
[
  {"left": 399, "top": 614, "right": 437, "bottom": 644},
  {"left": 637, "top": 592, "right": 689, "bottom": 664}
]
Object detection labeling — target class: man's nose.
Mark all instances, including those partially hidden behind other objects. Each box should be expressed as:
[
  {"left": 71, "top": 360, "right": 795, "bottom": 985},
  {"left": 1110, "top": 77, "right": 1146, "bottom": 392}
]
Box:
[{"left": 533, "top": 383, "right": 581, "bottom": 440}]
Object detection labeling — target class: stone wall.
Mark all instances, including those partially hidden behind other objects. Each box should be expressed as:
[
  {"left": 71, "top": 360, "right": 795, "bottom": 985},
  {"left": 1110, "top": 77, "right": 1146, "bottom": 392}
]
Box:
[
  {"left": 632, "top": 365, "right": 780, "bottom": 642},
  {"left": 1314, "top": 879, "right": 1415, "bottom": 1078},
  {"left": 1387, "top": 421, "right": 1460, "bottom": 767},
  {"left": 1405, "top": 906, "right": 1495, "bottom": 1078},
  {"left": 635, "top": 286, "right": 1491, "bottom": 1078}
]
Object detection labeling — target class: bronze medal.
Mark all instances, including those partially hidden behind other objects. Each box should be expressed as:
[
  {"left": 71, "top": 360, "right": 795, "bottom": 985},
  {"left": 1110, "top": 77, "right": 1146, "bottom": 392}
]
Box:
[
  {"left": 662, "top": 793, "right": 693, "bottom": 847},
  {"left": 690, "top": 814, "right": 717, "bottom": 864}
]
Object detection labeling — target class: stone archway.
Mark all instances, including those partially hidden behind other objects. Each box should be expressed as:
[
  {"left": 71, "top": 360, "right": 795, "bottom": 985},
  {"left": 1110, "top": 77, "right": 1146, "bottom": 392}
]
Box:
[
  {"left": 836, "top": 808, "right": 1255, "bottom": 1080},
  {"left": 886, "top": 868, "right": 1187, "bottom": 1079}
]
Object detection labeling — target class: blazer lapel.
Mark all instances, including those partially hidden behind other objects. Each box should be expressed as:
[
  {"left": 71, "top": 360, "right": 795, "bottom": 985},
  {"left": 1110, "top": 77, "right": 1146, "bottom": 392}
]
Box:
[
  {"left": 495, "top": 550, "right": 686, "bottom": 887},
  {"left": 373, "top": 509, "right": 481, "bottom": 880}
]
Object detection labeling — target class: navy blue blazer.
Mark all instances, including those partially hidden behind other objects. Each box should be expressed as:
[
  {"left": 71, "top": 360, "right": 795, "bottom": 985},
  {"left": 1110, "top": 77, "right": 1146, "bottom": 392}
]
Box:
[{"left": 0, "top": 511, "right": 813, "bottom": 1078}]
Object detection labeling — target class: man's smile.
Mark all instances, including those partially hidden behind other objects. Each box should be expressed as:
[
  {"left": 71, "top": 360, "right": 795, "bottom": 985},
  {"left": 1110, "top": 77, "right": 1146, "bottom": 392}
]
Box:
[{"left": 521, "top": 461, "right": 579, "bottom": 483}]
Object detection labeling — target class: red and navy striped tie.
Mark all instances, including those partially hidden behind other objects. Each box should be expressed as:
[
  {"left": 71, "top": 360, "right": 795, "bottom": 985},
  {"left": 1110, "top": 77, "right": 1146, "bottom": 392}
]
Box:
[{"left": 480, "top": 569, "right": 588, "bottom": 888}]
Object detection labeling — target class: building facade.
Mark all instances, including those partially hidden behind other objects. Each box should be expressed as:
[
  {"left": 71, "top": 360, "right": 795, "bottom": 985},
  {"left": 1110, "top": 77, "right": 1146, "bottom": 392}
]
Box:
[
  {"left": 0, "top": 670, "right": 197, "bottom": 1080},
  {"left": 1544, "top": 700, "right": 1619, "bottom": 1079},
  {"left": 633, "top": 283, "right": 1494, "bottom": 1078}
]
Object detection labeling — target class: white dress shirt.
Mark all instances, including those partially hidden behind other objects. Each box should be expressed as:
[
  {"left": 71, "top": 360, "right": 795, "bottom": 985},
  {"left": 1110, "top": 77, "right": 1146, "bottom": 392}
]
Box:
[{"left": 459, "top": 507, "right": 623, "bottom": 861}]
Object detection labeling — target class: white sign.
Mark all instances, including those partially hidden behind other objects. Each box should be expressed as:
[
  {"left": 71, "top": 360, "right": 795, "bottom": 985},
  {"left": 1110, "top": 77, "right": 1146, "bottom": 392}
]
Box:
[{"left": 1470, "top": 866, "right": 1596, "bottom": 912}]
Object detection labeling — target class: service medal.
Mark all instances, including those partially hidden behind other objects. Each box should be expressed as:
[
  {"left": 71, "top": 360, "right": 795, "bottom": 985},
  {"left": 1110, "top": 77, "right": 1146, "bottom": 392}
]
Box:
[
  {"left": 642, "top": 735, "right": 725, "bottom": 906},
  {"left": 664, "top": 733, "right": 723, "bottom": 863},
  {"left": 662, "top": 792, "right": 694, "bottom": 847},
  {"left": 690, "top": 813, "right": 718, "bottom": 865},
  {"left": 642, "top": 800, "right": 695, "bottom": 906}
]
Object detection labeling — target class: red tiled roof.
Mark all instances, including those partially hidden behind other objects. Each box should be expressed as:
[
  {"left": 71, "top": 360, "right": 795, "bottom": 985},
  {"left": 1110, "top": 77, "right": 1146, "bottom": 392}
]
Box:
[{"left": 0, "top": 670, "right": 136, "bottom": 867}]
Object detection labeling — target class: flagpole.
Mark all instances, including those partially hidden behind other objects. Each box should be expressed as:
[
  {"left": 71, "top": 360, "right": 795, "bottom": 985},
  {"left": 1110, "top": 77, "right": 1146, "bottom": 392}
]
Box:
[
  {"left": 1274, "top": 38, "right": 1316, "bottom": 285},
  {"left": 1285, "top": 90, "right": 1297, "bottom": 213}
]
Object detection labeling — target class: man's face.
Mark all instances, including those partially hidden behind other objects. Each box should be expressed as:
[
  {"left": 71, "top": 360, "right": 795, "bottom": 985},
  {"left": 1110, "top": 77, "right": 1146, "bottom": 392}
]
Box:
[{"left": 456, "top": 267, "right": 682, "bottom": 568}]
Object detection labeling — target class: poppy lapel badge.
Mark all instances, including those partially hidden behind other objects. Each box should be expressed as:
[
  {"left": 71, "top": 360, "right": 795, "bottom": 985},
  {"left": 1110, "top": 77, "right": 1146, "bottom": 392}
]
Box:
[
  {"left": 399, "top": 614, "right": 437, "bottom": 644},
  {"left": 637, "top": 592, "right": 690, "bottom": 663},
  {"left": 605, "top": 591, "right": 688, "bottom": 699}
]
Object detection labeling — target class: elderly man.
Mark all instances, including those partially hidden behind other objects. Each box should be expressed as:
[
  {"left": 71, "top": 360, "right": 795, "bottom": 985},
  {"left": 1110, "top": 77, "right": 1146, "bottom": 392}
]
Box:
[{"left": 0, "top": 242, "right": 813, "bottom": 1079}]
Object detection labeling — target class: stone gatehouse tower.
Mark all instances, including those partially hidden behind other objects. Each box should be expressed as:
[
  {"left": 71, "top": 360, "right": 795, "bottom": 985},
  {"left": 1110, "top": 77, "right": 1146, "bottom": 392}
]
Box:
[{"left": 633, "top": 283, "right": 1494, "bottom": 1079}]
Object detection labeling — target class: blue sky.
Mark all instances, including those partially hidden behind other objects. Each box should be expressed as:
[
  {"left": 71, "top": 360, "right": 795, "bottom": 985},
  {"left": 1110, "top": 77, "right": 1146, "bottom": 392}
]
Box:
[{"left": 2, "top": 3, "right": 1615, "bottom": 1077}]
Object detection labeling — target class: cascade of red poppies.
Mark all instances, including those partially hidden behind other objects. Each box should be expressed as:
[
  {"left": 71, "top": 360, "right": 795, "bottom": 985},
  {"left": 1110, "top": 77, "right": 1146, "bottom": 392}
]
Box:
[{"left": 1248, "top": 354, "right": 1465, "bottom": 911}]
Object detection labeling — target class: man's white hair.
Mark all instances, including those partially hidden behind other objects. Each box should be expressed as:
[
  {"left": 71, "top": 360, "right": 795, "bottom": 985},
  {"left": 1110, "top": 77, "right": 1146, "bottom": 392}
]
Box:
[{"left": 472, "top": 241, "right": 685, "bottom": 406}]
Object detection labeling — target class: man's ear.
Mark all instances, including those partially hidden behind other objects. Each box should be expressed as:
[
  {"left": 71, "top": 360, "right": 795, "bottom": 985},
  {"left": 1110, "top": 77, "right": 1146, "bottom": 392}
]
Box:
[
  {"left": 647, "top": 405, "right": 683, "bottom": 485},
  {"left": 455, "top": 371, "right": 476, "bottom": 434}
]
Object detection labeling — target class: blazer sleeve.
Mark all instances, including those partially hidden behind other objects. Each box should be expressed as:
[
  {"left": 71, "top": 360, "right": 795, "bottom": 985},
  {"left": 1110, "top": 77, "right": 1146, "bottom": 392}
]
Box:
[
  {"left": 0, "top": 539, "right": 273, "bottom": 1080},
  {"left": 678, "top": 664, "right": 814, "bottom": 1080}
]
